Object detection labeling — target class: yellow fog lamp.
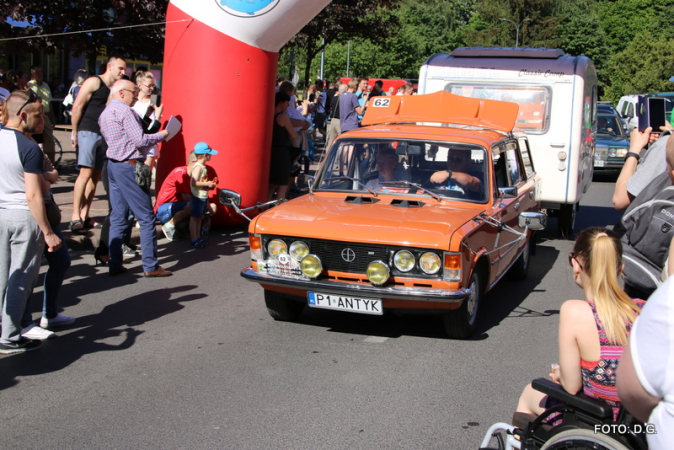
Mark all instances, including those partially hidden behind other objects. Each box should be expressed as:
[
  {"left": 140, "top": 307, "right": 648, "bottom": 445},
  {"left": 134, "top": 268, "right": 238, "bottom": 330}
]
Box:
[
  {"left": 300, "top": 254, "right": 322, "bottom": 279},
  {"left": 393, "top": 250, "right": 415, "bottom": 272},
  {"left": 289, "top": 241, "right": 309, "bottom": 262},
  {"left": 442, "top": 253, "right": 461, "bottom": 281},
  {"left": 366, "top": 261, "right": 390, "bottom": 286},
  {"left": 267, "top": 239, "right": 287, "bottom": 257}
]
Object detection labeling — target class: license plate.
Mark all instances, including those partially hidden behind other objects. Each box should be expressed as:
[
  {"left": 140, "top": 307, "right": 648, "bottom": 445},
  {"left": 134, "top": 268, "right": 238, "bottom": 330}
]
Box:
[
  {"left": 308, "top": 292, "right": 383, "bottom": 315},
  {"left": 594, "top": 160, "right": 605, "bottom": 167},
  {"left": 257, "top": 255, "right": 308, "bottom": 280}
]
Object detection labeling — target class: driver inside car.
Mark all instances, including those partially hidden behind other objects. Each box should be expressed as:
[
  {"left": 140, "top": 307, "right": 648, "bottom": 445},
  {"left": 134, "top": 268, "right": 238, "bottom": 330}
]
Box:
[{"left": 428, "top": 148, "right": 484, "bottom": 199}]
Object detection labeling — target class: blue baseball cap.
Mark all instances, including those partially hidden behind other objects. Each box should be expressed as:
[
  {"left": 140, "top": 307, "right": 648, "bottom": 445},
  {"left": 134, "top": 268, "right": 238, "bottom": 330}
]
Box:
[{"left": 194, "top": 142, "right": 218, "bottom": 155}]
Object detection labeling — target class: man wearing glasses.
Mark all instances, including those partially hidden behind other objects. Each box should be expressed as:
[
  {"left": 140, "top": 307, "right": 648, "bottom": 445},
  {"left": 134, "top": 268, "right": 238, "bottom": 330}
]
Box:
[
  {"left": 429, "top": 148, "right": 484, "bottom": 200},
  {"left": 0, "top": 90, "right": 62, "bottom": 354},
  {"left": 99, "top": 80, "right": 171, "bottom": 278},
  {"left": 69, "top": 56, "right": 127, "bottom": 235}
]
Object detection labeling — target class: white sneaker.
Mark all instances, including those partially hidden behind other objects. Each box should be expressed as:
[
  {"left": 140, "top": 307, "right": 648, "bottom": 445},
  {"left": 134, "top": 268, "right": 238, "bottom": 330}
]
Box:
[
  {"left": 162, "top": 223, "right": 176, "bottom": 241},
  {"left": 40, "top": 313, "right": 75, "bottom": 328},
  {"left": 22, "top": 323, "right": 55, "bottom": 340}
]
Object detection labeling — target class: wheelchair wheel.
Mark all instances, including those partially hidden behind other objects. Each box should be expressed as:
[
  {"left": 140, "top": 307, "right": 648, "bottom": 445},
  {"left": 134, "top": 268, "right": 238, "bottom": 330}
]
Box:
[
  {"left": 540, "top": 428, "right": 630, "bottom": 450},
  {"left": 53, "top": 136, "right": 63, "bottom": 166}
]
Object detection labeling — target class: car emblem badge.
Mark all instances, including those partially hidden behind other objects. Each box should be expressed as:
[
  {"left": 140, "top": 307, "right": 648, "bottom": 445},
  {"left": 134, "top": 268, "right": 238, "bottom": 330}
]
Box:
[{"left": 341, "top": 248, "right": 356, "bottom": 262}]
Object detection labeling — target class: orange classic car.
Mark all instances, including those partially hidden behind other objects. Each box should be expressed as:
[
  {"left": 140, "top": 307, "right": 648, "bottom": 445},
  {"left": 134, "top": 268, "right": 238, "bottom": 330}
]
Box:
[{"left": 221, "top": 91, "right": 546, "bottom": 338}]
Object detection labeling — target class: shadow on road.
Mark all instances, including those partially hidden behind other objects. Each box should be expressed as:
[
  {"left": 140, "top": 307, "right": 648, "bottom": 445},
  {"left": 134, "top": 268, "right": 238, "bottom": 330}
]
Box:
[{"left": 0, "top": 286, "right": 204, "bottom": 391}]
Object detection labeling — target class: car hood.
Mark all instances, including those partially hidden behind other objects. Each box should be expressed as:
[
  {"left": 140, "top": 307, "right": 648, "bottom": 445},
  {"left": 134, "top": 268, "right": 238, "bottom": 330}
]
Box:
[
  {"left": 596, "top": 134, "right": 629, "bottom": 146},
  {"left": 253, "top": 194, "right": 484, "bottom": 249}
]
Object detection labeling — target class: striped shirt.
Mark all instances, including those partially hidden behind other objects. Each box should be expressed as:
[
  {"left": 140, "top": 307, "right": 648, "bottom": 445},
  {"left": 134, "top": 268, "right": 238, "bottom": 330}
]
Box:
[
  {"left": 99, "top": 99, "right": 164, "bottom": 161},
  {"left": 581, "top": 298, "right": 646, "bottom": 421}
]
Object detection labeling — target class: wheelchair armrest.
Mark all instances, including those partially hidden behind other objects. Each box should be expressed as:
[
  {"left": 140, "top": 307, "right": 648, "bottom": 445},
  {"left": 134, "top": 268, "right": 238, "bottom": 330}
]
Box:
[{"left": 532, "top": 378, "right": 613, "bottom": 420}]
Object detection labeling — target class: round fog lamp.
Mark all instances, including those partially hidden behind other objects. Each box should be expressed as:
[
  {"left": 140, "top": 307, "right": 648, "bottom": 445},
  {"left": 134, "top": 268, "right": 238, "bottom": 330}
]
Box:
[
  {"left": 419, "top": 252, "right": 441, "bottom": 275},
  {"left": 300, "top": 255, "right": 322, "bottom": 279},
  {"left": 267, "top": 239, "right": 287, "bottom": 257},
  {"left": 394, "top": 250, "right": 415, "bottom": 272},
  {"left": 366, "top": 261, "right": 390, "bottom": 285},
  {"left": 289, "top": 241, "right": 309, "bottom": 261}
]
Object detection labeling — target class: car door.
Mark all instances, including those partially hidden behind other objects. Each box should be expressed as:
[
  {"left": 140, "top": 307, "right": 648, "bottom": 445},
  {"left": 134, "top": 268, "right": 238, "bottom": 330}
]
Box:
[{"left": 491, "top": 142, "right": 535, "bottom": 275}]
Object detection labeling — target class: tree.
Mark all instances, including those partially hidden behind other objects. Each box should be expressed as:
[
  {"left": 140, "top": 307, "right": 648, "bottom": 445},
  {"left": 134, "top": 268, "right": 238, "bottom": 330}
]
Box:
[
  {"left": 284, "top": 0, "right": 401, "bottom": 86},
  {"left": 604, "top": 31, "right": 674, "bottom": 102},
  {"left": 0, "top": 1, "right": 168, "bottom": 65}
]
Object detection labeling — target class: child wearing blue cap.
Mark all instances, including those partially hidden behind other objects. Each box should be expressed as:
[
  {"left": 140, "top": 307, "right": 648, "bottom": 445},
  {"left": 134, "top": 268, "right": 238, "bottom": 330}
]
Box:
[{"left": 189, "top": 142, "right": 218, "bottom": 248}]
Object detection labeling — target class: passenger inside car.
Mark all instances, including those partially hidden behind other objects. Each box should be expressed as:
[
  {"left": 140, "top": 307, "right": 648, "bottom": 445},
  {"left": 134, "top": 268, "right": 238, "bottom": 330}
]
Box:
[
  {"left": 364, "top": 148, "right": 408, "bottom": 193},
  {"left": 427, "top": 148, "right": 484, "bottom": 200}
]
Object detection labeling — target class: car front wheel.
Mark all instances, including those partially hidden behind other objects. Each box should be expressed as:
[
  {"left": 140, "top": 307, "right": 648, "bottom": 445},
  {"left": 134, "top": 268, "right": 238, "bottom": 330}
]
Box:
[
  {"left": 264, "top": 290, "right": 305, "bottom": 321},
  {"left": 442, "top": 272, "right": 481, "bottom": 339}
]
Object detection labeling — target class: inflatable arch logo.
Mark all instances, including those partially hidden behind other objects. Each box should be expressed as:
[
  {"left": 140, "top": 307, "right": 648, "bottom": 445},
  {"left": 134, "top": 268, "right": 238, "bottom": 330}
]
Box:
[{"left": 216, "top": 0, "right": 280, "bottom": 17}]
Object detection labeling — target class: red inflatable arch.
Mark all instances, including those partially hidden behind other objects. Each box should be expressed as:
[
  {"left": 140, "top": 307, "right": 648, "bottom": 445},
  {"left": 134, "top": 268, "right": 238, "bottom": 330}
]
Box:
[{"left": 158, "top": 0, "right": 331, "bottom": 224}]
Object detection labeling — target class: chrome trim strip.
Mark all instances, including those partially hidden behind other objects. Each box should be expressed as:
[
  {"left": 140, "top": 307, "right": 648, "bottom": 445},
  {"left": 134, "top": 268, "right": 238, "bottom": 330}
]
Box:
[{"left": 240, "top": 268, "right": 470, "bottom": 303}]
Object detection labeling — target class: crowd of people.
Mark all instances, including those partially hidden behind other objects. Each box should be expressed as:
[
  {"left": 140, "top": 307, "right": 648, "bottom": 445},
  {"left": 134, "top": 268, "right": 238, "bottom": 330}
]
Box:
[{"left": 0, "top": 56, "right": 219, "bottom": 354}]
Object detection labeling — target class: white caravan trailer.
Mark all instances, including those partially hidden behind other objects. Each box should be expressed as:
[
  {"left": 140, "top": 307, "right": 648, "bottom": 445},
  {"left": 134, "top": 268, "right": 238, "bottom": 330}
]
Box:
[{"left": 419, "top": 47, "right": 597, "bottom": 237}]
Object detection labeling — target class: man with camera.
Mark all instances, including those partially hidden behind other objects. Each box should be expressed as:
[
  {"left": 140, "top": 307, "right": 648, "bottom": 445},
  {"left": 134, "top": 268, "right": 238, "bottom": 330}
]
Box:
[{"left": 99, "top": 80, "right": 171, "bottom": 278}]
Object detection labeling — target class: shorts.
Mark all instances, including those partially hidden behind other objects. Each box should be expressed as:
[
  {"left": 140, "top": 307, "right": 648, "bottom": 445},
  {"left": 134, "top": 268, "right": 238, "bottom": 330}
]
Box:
[
  {"left": 77, "top": 130, "right": 107, "bottom": 170},
  {"left": 156, "top": 201, "right": 188, "bottom": 224},
  {"left": 190, "top": 195, "right": 207, "bottom": 218},
  {"left": 314, "top": 112, "right": 327, "bottom": 132}
]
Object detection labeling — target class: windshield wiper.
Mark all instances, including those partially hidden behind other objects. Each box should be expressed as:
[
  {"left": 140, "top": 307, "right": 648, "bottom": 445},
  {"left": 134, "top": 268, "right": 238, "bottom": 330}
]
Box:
[
  {"left": 324, "top": 176, "right": 378, "bottom": 197},
  {"left": 379, "top": 181, "right": 442, "bottom": 202}
]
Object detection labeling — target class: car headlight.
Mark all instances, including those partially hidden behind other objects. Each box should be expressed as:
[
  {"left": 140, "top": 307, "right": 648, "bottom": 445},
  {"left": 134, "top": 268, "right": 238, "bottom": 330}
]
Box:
[
  {"left": 300, "top": 254, "right": 322, "bottom": 279},
  {"left": 419, "top": 252, "right": 442, "bottom": 275},
  {"left": 267, "top": 239, "right": 287, "bottom": 257},
  {"left": 289, "top": 241, "right": 309, "bottom": 261},
  {"left": 366, "top": 261, "right": 390, "bottom": 285},
  {"left": 393, "top": 250, "right": 415, "bottom": 272},
  {"left": 614, "top": 147, "right": 628, "bottom": 158}
]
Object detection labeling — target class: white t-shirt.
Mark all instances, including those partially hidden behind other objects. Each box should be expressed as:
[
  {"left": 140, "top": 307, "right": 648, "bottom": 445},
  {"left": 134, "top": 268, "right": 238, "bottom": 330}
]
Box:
[{"left": 629, "top": 277, "right": 674, "bottom": 449}]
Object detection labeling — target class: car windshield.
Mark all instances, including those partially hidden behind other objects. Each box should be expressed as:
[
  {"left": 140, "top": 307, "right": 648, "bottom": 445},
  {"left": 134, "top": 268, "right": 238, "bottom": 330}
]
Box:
[
  {"left": 597, "top": 115, "right": 624, "bottom": 137},
  {"left": 315, "top": 139, "right": 489, "bottom": 203}
]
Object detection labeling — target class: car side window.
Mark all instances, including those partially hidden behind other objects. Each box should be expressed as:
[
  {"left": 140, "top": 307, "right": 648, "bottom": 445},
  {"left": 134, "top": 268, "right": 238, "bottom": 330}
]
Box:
[
  {"left": 506, "top": 148, "right": 523, "bottom": 185},
  {"left": 517, "top": 137, "right": 535, "bottom": 179},
  {"left": 627, "top": 103, "right": 634, "bottom": 119}
]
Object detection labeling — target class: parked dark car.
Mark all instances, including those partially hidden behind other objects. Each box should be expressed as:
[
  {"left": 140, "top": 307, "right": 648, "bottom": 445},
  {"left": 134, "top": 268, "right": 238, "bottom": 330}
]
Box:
[{"left": 594, "top": 113, "right": 630, "bottom": 170}]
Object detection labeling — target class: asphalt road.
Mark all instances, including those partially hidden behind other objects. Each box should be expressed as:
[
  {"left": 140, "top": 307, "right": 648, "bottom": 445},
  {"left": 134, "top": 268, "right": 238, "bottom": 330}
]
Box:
[{"left": 0, "top": 174, "right": 623, "bottom": 450}]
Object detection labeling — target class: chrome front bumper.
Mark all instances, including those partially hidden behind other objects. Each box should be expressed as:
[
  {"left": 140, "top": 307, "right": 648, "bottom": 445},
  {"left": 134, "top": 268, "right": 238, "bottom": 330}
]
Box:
[{"left": 240, "top": 268, "right": 470, "bottom": 303}]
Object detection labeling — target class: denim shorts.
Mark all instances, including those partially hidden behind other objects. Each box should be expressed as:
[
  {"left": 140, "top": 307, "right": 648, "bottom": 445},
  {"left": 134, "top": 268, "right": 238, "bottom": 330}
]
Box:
[
  {"left": 156, "top": 201, "right": 188, "bottom": 224},
  {"left": 77, "top": 130, "right": 106, "bottom": 170},
  {"left": 190, "top": 196, "right": 207, "bottom": 218}
]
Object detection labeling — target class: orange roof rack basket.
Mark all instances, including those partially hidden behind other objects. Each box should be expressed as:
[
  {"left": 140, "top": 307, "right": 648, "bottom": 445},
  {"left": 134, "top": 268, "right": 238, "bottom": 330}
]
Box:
[{"left": 360, "top": 91, "right": 519, "bottom": 133}]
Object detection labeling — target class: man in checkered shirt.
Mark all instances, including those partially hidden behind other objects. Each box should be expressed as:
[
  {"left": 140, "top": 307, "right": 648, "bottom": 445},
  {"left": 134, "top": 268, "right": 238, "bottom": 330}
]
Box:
[{"left": 99, "top": 79, "right": 171, "bottom": 277}]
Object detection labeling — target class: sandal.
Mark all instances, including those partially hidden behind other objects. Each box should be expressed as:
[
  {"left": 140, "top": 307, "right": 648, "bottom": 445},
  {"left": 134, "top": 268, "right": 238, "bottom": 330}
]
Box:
[
  {"left": 69, "top": 219, "right": 86, "bottom": 235},
  {"left": 83, "top": 217, "right": 101, "bottom": 229}
]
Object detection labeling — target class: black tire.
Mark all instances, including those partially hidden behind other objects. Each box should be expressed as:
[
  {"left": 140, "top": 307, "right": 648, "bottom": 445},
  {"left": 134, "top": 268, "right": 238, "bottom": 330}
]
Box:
[
  {"left": 509, "top": 238, "right": 531, "bottom": 281},
  {"left": 264, "top": 290, "right": 305, "bottom": 322},
  {"left": 558, "top": 203, "right": 577, "bottom": 240},
  {"left": 540, "top": 429, "right": 630, "bottom": 450},
  {"left": 442, "top": 271, "right": 481, "bottom": 339}
]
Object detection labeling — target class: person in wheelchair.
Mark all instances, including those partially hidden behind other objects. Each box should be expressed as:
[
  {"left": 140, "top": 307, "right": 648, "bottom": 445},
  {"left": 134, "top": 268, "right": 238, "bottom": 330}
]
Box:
[
  {"left": 427, "top": 148, "right": 483, "bottom": 200},
  {"left": 516, "top": 228, "right": 645, "bottom": 423}
]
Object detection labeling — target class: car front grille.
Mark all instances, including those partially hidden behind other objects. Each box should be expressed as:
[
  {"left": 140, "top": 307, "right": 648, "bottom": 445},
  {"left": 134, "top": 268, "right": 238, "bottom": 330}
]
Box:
[{"left": 312, "top": 239, "right": 389, "bottom": 274}]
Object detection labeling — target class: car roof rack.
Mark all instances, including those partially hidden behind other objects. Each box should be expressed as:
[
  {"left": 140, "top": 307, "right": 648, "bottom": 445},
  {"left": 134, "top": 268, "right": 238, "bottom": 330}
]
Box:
[{"left": 360, "top": 91, "right": 519, "bottom": 133}]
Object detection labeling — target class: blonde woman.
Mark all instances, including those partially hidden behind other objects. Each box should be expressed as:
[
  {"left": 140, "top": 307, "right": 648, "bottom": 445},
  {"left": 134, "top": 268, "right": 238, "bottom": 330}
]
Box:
[
  {"left": 133, "top": 71, "right": 163, "bottom": 169},
  {"left": 516, "top": 227, "right": 645, "bottom": 421}
]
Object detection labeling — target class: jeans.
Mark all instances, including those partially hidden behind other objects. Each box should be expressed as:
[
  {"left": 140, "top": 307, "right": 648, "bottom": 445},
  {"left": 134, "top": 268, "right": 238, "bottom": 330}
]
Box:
[{"left": 108, "top": 160, "right": 159, "bottom": 273}]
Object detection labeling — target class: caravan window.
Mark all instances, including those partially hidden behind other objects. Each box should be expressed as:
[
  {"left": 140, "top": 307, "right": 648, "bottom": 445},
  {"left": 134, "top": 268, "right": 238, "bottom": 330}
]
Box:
[{"left": 444, "top": 84, "right": 551, "bottom": 134}]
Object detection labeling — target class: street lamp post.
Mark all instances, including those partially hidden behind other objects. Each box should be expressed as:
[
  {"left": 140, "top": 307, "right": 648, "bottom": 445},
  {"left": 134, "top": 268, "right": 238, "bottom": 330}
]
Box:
[{"left": 499, "top": 18, "right": 531, "bottom": 48}]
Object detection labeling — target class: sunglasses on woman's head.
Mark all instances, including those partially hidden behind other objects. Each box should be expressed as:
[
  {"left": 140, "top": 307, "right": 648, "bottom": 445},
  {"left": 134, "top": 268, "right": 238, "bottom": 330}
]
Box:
[{"left": 568, "top": 252, "right": 583, "bottom": 270}]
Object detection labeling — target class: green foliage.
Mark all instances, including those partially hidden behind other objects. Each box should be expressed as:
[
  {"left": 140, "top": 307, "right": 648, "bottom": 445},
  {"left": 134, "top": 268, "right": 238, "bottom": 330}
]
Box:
[
  {"left": 598, "top": 0, "right": 674, "bottom": 55},
  {"left": 604, "top": 31, "right": 674, "bottom": 101}
]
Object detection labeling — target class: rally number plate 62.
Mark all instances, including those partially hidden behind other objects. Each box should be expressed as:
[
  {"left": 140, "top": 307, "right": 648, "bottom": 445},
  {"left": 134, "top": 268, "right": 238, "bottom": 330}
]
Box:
[{"left": 308, "top": 292, "right": 383, "bottom": 315}]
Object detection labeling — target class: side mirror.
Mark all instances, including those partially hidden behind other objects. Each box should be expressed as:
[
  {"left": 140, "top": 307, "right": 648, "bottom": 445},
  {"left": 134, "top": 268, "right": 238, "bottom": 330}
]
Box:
[
  {"left": 219, "top": 189, "right": 242, "bottom": 208},
  {"left": 498, "top": 187, "right": 518, "bottom": 199},
  {"left": 518, "top": 212, "right": 546, "bottom": 230}
]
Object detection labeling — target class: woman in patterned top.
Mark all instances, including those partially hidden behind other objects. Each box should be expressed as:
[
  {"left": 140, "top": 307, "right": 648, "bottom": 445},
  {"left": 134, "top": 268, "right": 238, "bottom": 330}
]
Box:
[{"left": 515, "top": 227, "right": 645, "bottom": 421}]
